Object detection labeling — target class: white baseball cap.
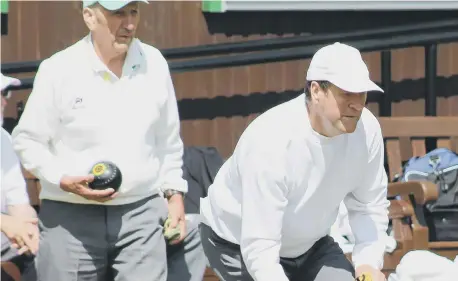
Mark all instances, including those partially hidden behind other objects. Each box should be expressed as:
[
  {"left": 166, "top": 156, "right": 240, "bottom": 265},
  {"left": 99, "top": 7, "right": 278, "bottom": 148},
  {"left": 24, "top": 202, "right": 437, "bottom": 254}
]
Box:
[
  {"left": 82, "top": 0, "right": 148, "bottom": 11},
  {"left": 306, "top": 42, "right": 384, "bottom": 93},
  {"left": 1, "top": 73, "right": 21, "bottom": 92}
]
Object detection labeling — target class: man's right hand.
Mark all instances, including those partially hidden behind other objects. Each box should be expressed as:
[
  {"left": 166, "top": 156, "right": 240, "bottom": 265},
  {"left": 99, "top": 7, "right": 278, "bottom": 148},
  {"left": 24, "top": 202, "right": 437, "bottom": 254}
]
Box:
[{"left": 60, "top": 175, "right": 117, "bottom": 202}]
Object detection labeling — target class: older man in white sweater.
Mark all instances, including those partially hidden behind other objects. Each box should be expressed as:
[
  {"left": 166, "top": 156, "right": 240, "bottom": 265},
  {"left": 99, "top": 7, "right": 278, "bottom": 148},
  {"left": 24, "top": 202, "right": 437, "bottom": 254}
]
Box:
[
  {"left": 12, "top": 1, "right": 187, "bottom": 280},
  {"left": 200, "top": 42, "right": 390, "bottom": 281}
]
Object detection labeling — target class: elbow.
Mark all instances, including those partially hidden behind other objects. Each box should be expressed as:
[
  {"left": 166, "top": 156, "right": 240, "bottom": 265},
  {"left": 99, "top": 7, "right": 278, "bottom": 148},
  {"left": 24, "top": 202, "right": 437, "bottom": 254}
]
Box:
[
  {"left": 11, "top": 133, "right": 31, "bottom": 159},
  {"left": 12, "top": 128, "right": 34, "bottom": 153},
  {"left": 11, "top": 135, "right": 27, "bottom": 162},
  {"left": 157, "top": 132, "right": 183, "bottom": 153},
  {"left": 157, "top": 141, "right": 184, "bottom": 165},
  {"left": 348, "top": 200, "right": 390, "bottom": 216}
]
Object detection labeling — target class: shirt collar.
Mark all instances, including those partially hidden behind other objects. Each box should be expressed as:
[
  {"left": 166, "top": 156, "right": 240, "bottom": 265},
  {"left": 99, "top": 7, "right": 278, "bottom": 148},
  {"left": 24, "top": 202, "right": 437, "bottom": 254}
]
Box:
[
  {"left": 84, "top": 33, "right": 144, "bottom": 76},
  {"left": 122, "top": 38, "right": 144, "bottom": 76}
]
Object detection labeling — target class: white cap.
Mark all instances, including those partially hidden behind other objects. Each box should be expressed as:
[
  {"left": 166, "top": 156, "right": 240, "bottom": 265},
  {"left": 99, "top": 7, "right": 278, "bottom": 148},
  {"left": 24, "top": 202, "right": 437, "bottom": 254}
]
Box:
[
  {"left": 82, "top": 0, "right": 148, "bottom": 11},
  {"left": 306, "top": 42, "right": 383, "bottom": 93},
  {"left": 1, "top": 73, "right": 21, "bottom": 92}
]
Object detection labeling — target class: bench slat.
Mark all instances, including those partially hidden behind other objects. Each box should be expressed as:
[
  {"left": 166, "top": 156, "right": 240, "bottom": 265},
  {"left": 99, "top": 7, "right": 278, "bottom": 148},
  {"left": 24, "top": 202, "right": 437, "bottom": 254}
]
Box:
[
  {"left": 437, "top": 138, "right": 451, "bottom": 150},
  {"left": 451, "top": 137, "right": 458, "bottom": 153},
  {"left": 399, "top": 137, "right": 413, "bottom": 161},
  {"left": 379, "top": 117, "right": 458, "bottom": 138},
  {"left": 386, "top": 139, "right": 402, "bottom": 181}
]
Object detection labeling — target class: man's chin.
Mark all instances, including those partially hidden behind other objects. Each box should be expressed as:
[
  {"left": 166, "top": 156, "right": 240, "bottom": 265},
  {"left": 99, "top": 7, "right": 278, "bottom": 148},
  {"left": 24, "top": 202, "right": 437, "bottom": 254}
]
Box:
[
  {"left": 340, "top": 118, "right": 360, "bottom": 133},
  {"left": 343, "top": 127, "right": 357, "bottom": 134},
  {"left": 114, "top": 41, "right": 131, "bottom": 52},
  {"left": 117, "top": 37, "right": 133, "bottom": 44},
  {"left": 337, "top": 123, "right": 358, "bottom": 134}
]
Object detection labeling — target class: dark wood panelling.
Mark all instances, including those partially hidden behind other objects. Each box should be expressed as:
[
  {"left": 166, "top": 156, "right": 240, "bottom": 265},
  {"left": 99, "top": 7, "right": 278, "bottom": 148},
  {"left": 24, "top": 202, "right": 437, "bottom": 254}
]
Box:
[{"left": 1, "top": 1, "right": 458, "bottom": 158}]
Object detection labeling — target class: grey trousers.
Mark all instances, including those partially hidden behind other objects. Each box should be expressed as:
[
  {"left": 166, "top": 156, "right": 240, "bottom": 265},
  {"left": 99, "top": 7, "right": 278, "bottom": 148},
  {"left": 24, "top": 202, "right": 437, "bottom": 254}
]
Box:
[
  {"left": 1, "top": 234, "right": 19, "bottom": 263},
  {"left": 2, "top": 230, "right": 36, "bottom": 281},
  {"left": 200, "top": 223, "right": 355, "bottom": 281},
  {"left": 166, "top": 214, "right": 207, "bottom": 281},
  {"left": 25, "top": 194, "right": 168, "bottom": 281}
]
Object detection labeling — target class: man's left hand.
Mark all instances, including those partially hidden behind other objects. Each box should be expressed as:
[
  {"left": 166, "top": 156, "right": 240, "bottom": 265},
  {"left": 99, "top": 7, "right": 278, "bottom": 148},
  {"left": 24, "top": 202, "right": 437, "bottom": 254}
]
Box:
[
  {"left": 356, "top": 265, "right": 386, "bottom": 281},
  {"left": 166, "top": 193, "right": 186, "bottom": 245}
]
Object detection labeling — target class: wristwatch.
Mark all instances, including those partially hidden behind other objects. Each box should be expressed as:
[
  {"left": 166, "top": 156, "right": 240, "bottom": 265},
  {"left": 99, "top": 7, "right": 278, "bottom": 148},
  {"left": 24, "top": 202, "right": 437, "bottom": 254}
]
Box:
[
  {"left": 163, "top": 189, "right": 184, "bottom": 200},
  {"left": 25, "top": 178, "right": 40, "bottom": 183}
]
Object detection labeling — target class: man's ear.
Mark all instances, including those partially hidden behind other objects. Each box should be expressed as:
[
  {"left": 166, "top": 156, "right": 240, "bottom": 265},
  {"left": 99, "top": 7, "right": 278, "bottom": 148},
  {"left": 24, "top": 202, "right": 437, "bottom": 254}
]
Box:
[
  {"left": 310, "top": 81, "right": 321, "bottom": 104},
  {"left": 82, "top": 7, "right": 98, "bottom": 31}
]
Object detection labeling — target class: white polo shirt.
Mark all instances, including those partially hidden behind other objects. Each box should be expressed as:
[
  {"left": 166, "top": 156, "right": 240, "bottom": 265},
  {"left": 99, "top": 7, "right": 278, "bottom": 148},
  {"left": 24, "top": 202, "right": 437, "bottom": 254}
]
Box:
[
  {"left": 200, "top": 94, "right": 390, "bottom": 281},
  {"left": 12, "top": 34, "right": 187, "bottom": 205},
  {"left": 1, "top": 128, "right": 29, "bottom": 214}
]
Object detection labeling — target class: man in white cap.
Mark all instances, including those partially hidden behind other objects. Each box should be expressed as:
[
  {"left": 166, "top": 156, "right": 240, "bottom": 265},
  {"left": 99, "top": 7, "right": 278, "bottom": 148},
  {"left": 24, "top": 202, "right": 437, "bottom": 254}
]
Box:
[
  {"left": 1, "top": 73, "right": 38, "bottom": 281},
  {"left": 199, "top": 42, "right": 389, "bottom": 281},
  {"left": 12, "top": 1, "right": 188, "bottom": 280},
  {"left": 1, "top": 74, "right": 21, "bottom": 128}
]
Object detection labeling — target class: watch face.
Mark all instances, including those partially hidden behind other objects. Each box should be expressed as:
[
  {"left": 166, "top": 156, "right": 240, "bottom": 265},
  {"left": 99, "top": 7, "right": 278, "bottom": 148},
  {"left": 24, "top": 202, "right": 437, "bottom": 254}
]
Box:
[{"left": 165, "top": 190, "right": 182, "bottom": 198}]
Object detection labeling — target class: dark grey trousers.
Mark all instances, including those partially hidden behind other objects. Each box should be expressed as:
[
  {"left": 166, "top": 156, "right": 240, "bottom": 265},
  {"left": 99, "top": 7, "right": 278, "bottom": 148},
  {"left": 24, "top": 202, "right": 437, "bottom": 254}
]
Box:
[
  {"left": 24, "top": 194, "right": 168, "bottom": 281},
  {"left": 199, "top": 223, "right": 355, "bottom": 281}
]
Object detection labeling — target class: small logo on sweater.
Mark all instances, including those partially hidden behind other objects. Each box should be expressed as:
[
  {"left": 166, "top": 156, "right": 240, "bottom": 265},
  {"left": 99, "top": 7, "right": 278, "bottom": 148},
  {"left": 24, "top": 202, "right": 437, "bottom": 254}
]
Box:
[{"left": 72, "top": 97, "right": 84, "bottom": 109}]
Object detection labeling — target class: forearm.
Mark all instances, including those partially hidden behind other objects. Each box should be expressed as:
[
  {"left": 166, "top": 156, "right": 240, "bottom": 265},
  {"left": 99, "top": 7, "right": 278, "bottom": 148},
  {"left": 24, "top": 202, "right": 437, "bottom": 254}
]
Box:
[
  {"left": 241, "top": 211, "right": 289, "bottom": 281},
  {"left": 349, "top": 126, "right": 389, "bottom": 269},
  {"left": 8, "top": 204, "right": 38, "bottom": 219},
  {"left": 238, "top": 148, "right": 291, "bottom": 280},
  {"left": 13, "top": 131, "right": 64, "bottom": 185},
  {"left": 352, "top": 235, "right": 387, "bottom": 270},
  {"left": 157, "top": 71, "right": 187, "bottom": 193},
  {"left": 158, "top": 143, "right": 188, "bottom": 193},
  {"left": 0, "top": 214, "right": 9, "bottom": 230},
  {"left": 241, "top": 239, "right": 289, "bottom": 281},
  {"left": 347, "top": 206, "right": 389, "bottom": 269}
]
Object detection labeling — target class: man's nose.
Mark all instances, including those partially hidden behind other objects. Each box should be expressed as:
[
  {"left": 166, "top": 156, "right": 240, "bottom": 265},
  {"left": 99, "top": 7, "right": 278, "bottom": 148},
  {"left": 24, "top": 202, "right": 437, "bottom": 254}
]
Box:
[
  {"left": 124, "top": 16, "right": 136, "bottom": 31},
  {"left": 348, "top": 93, "right": 366, "bottom": 112},
  {"left": 125, "top": 23, "right": 135, "bottom": 31},
  {"left": 349, "top": 102, "right": 364, "bottom": 112}
]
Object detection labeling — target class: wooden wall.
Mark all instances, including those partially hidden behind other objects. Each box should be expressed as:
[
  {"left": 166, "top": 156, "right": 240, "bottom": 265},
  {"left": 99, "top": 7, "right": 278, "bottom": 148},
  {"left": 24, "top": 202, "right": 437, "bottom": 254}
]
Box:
[{"left": 2, "top": 1, "right": 458, "bottom": 158}]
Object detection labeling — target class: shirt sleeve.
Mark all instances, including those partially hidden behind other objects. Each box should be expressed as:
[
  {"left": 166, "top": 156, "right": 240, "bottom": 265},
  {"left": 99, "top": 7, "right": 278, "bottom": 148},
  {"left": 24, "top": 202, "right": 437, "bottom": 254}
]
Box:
[
  {"left": 11, "top": 59, "right": 65, "bottom": 185},
  {"left": 1, "top": 130, "right": 30, "bottom": 207},
  {"left": 238, "top": 150, "right": 290, "bottom": 281},
  {"left": 344, "top": 126, "right": 390, "bottom": 270},
  {"left": 156, "top": 60, "right": 188, "bottom": 194}
]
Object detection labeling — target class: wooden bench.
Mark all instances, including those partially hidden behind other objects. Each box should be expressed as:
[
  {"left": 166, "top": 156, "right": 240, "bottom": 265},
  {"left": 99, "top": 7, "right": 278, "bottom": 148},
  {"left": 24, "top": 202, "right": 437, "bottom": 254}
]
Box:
[
  {"left": 204, "top": 268, "right": 220, "bottom": 281},
  {"left": 1, "top": 262, "right": 21, "bottom": 281},
  {"left": 380, "top": 116, "right": 458, "bottom": 262}
]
